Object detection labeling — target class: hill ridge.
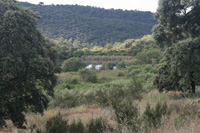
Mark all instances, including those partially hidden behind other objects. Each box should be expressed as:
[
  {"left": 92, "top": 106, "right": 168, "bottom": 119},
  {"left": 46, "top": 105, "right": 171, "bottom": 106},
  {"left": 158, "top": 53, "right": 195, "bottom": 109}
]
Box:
[{"left": 21, "top": 2, "right": 157, "bottom": 46}]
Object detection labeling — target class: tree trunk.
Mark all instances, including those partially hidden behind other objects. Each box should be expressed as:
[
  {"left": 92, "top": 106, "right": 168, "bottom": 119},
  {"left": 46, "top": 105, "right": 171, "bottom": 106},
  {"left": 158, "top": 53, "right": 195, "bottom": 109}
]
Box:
[
  {"left": 191, "top": 79, "right": 195, "bottom": 94},
  {"left": 190, "top": 72, "right": 195, "bottom": 94}
]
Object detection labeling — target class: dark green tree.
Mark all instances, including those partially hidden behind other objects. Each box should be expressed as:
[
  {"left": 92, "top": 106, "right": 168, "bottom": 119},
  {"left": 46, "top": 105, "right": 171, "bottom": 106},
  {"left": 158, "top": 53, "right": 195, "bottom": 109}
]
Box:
[
  {"left": 153, "top": 0, "right": 200, "bottom": 93},
  {"left": 0, "top": 0, "right": 60, "bottom": 128},
  {"left": 136, "top": 44, "right": 161, "bottom": 64},
  {"left": 62, "top": 57, "right": 86, "bottom": 72}
]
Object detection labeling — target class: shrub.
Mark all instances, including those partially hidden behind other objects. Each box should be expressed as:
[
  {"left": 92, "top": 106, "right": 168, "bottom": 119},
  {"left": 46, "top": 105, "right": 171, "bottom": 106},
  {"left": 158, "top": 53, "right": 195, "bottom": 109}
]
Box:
[
  {"left": 79, "top": 69, "right": 98, "bottom": 83},
  {"left": 45, "top": 113, "right": 68, "bottom": 133},
  {"left": 109, "top": 85, "right": 127, "bottom": 103},
  {"left": 117, "top": 61, "right": 126, "bottom": 68},
  {"left": 50, "top": 90, "right": 82, "bottom": 108},
  {"left": 65, "top": 84, "right": 72, "bottom": 90},
  {"left": 51, "top": 77, "right": 143, "bottom": 109},
  {"left": 86, "top": 117, "right": 105, "bottom": 133},
  {"left": 36, "top": 128, "right": 42, "bottom": 133},
  {"left": 69, "top": 119, "right": 84, "bottom": 133},
  {"left": 95, "top": 89, "right": 110, "bottom": 106},
  {"left": 168, "top": 101, "right": 184, "bottom": 114},
  {"left": 70, "top": 78, "right": 79, "bottom": 84},
  {"left": 127, "top": 69, "right": 141, "bottom": 77},
  {"left": 174, "top": 115, "right": 186, "bottom": 129},
  {"left": 117, "top": 72, "right": 125, "bottom": 77},
  {"left": 150, "top": 68, "right": 158, "bottom": 74},
  {"left": 174, "top": 103, "right": 200, "bottom": 128},
  {"left": 62, "top": 57, "right": 86, "bottom": 72},
  {"left": 108, "top": 80, "right": 143, "bottom": 132},
  {"left": 105, "top": 62, "right": 116, "bottom": 70},
  {"left": 135, "top": 45, "right": 161, "bottom": 64},
  {"left": 127, "top": 77, "right": 143, "bottom": 100},
  {"left": 111, "top": 99, "right": 141, "bottom": 132},
  {"left": 143, "top": 102, "right": 168, "bottom": 131}
]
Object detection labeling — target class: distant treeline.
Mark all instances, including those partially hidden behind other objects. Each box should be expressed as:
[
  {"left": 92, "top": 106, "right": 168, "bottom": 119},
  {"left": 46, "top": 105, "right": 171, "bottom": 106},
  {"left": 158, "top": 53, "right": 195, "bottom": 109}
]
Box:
[
  {"left": 21, "top": 2, "right": 157, "bottom": 46},
  {"left": 81, "top": 55, "right": 133, "bottom": 62}
]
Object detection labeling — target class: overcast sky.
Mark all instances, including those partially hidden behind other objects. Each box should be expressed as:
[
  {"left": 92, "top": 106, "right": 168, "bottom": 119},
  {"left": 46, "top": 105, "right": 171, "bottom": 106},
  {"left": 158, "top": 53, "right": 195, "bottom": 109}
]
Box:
[{"left": 17, "top": 0, "right": 159, "bottom": 12}]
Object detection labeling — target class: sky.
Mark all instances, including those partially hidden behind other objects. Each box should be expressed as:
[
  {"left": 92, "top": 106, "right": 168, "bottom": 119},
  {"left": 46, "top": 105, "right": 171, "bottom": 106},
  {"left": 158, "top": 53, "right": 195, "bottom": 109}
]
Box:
[{"left": 17, "top": 0, "right": 159, "bottom": 12}]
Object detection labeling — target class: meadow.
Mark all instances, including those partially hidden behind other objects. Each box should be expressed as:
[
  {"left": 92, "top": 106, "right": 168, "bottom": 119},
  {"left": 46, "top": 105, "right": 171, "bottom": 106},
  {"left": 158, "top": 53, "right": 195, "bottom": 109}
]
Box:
[{"left": 2, "top": 65, "right": 200, "bottom": 133}]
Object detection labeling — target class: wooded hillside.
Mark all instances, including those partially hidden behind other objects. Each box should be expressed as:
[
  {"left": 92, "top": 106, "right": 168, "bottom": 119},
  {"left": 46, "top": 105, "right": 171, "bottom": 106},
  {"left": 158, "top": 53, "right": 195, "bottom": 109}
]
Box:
[{"left": 21, "top": 2, "right": 157, "bottom": 46}]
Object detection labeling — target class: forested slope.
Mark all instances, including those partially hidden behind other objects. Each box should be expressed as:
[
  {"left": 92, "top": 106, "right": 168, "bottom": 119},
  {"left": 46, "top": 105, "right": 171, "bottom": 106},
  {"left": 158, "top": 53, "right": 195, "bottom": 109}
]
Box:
[{"left": 21, "top": 2, "right": 157, "bottom": 46}]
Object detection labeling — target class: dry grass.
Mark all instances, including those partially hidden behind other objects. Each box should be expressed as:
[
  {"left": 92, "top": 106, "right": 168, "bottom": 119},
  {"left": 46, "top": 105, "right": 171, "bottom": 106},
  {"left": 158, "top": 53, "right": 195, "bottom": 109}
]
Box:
[
  {"left": 98, "top": 69, "right": 126, "bottom": 79},
  {"left": 2, "top": 87, "right": 200, "bottom": 133},
  {"left": 0, "top": 105, "right": 114, "bottom": 133},
  {"left": 142, "top": 88, "right": 200, "bottom": 133}
]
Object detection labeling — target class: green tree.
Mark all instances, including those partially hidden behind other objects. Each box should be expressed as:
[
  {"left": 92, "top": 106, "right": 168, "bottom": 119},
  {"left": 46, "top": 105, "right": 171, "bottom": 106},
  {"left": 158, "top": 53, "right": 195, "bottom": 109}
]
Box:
[
  {"left": 0, "top": 0, "right": 60, "bottom": 128},
  {"left": 62, "top": 57, "right": 86, "bottom": 72},
  {"left": 136, "top": 44, "right": 161, "bottom": 64},
  {"left": 117, "top": 61, "right": 126, "bottom": 68},
  {"left": 153, "top": 0, "right": 200, "bottom": 93}
]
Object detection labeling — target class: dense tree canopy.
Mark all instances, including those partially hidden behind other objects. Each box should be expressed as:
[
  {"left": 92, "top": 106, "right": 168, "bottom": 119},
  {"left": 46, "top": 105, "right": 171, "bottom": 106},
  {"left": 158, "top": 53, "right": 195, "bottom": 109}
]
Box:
[
  {"left": 0, "top": 0, "right": 60, "bottom": 127},
  {"left": 153, "top": 0, "right": 200, "bottom": 93},
  {"left": 20, "top": 2, "right": 157, "bottom": 46},
  {"left": 62, "top": 57, "right": 86, "bottom": 72}
]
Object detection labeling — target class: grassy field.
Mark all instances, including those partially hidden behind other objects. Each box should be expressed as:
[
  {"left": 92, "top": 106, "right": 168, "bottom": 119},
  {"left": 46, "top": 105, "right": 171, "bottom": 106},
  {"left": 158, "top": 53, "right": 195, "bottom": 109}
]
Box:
[{"left": 2, "top": 67, "right": 200, "bottom": 133}]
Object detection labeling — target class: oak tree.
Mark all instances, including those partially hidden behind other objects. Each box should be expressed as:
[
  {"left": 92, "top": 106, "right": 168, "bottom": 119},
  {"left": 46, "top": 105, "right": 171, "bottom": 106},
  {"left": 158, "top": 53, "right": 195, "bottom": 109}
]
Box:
[
  {"left": 153, "top": 0, "right": 200, "bottom": 93},
  {"left": 0, "top": 0, "right": 60, "bottom": 127}
]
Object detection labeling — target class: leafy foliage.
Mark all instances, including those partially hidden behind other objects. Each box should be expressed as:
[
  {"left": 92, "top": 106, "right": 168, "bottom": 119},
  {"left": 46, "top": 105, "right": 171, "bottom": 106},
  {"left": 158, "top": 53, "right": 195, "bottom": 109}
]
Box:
[
  {"left": 20, "top": 2, "right": 157, "bottom": 46},
  {"left": 45, "top": 113, "right": 68, "bottom": 133},
  {"left": 112, "top": 100, "right": 141, "bottom": 132},
  {"left": 127, "top": 64, "right": 158, "bottom": 90},
  {"left": 78, "top": 69, "right": 98, "bottom": 83},
  {"left": 155, "top": 38, "right": 200, "bottom": 92},
  {"left": 143, "top": 102, "right": 168, "bottom": 130},
  {"left": 51, "top": 35, "right": 161, "bottom": 63},
  {"left": 0, "top": 0, "right": 59, "bottom": 128},
  {"left": 68, "top": 119, "right": 84, "bottom": 133},
  {"left": 62, "top": 57, "right": 86, "bottom": 72},
  {"left": 153, "top": 0, "right": 200, "bottom": 93},
  {"left": 53, "top": 38, "right": 84, "bottom": 60},
  {"left": 117, "top": 61, "right": 126, "bottom": 68},
  {"left": 86, "top": 117, "right": 105, "bottom": 133},
  {"left": 135, "top": 44, "right": 161, "bottom": 64}
]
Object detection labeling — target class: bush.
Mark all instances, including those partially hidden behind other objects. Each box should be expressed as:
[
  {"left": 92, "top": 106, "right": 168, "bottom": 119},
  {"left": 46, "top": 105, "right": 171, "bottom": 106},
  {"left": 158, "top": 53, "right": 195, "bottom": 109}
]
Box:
[
  {"left": 65, "top": 84, "right": 72, "bottom": 90},
  {"left": 117, "top": 61, "right": 126, "bottom": 68},
  {"left": 86, "top": 117, "right": 105, "bottom": 133},
  {"left": 36, "top": 128, "right": 42, "bottom": 133},
  {"left": 70, "top": 78, "right": 79, "bottom": 84},
  {"left": 79, "top": 69, "right": 98, "bottom": 83},
  {"left": 69, "top": 119, "right": 84, "bottom": 133},
  {"left": 45, "top": 113, "right": 68, "bottom": 133},
  {"left": 143, "top": 102, "right": 168, "bottom": 131},
  {"left": 135, "top": 44, "right": 161, "bottom": 64},
  {"left": 95, "top": 89, "right": 110, "bottom": 106},
  {"left": 174, "top": 103, "right": 200, "bottom": 128},
  {"left": 62, "top": 57, "right": 86, "bottom": 72},
  {"left": 117, "top": 72, "right": 125, "bottom": 77},
  {"left": 105, "top": 62, "right": 116, "bottom": 70},
  {"left": 111, "top": 99, "right": 141, "bottom": 132},
  {"left": 50, "top": 90, "right": 81, "bottom": 108},
  {"left": 174, "top": 115, "right": 186, "bottom": 129}
]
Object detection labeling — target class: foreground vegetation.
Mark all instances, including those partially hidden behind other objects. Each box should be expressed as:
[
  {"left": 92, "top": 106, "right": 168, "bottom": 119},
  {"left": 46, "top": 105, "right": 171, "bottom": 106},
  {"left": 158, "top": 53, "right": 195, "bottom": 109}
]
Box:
[{"left": 3, "top": 69, "right": 200, "bottom": 132}]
